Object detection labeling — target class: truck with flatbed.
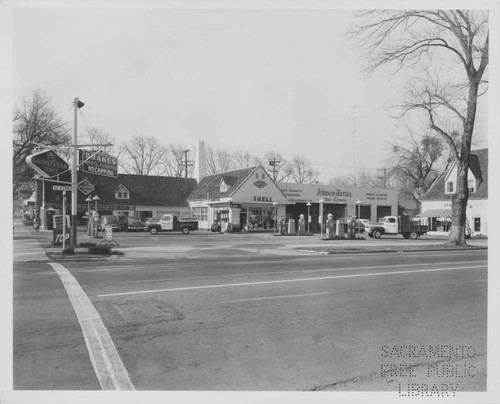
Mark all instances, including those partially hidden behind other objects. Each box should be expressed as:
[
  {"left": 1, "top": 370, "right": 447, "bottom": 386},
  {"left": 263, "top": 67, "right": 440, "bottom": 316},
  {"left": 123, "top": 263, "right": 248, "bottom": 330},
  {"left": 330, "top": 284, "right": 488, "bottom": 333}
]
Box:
[
  {"left": 146, "top": 214, "right": 199, "bottom": 235},
  {"left": 365, "top": 215, "right": 429, "bottom": 239}
]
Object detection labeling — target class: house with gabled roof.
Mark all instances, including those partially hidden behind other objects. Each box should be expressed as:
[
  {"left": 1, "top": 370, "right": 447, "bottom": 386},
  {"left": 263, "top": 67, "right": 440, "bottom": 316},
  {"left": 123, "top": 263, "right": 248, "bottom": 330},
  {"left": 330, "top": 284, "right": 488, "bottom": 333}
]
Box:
[
  {"left": 187, "top": 165, "right": 288, "bottom": 231},
  {"left": 37, "top": 171, "right": 196, "bottom": 229},
  {"left": 420, "top": 148, "right": 488, "bottom": 235}
]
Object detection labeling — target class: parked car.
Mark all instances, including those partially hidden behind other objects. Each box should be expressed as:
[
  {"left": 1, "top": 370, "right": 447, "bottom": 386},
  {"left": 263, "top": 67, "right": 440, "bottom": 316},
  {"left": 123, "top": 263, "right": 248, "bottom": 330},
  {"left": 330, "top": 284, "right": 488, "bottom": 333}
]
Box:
[
  {"left": 119, "top": 217, "right": 146, "bottom": 232},
  {"left": 98, "top": 215, "right": 120, "bottom": 232}
]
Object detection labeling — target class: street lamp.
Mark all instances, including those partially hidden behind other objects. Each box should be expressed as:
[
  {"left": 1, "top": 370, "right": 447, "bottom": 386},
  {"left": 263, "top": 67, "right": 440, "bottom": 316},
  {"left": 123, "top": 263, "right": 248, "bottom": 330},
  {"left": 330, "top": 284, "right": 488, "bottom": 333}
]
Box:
[
  {"left": 272, "top": 201, "right": 278, "bottom": 235},
  {"left": 85, "top": 196, "right": 93, "bottom": 235},
  {"left": 93, "top": 195, "right": 100, "bottom": 212},
  {"left": 319, "top": 198, "right": 325, "bottom": 238},
  {"left": 71, "top": 97, "right": 85, "bottom": 245},
  {"left": 306, "top": 201, "right": 312, "bottom": 234},
  {"left": 356, "top": 199, "right": 361, "bottom": 239}
]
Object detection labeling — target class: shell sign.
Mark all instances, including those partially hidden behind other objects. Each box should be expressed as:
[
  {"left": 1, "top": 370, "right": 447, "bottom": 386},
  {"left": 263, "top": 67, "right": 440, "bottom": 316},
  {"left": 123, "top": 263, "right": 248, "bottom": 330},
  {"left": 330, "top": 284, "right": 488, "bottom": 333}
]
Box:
[{"left": 26, "top": 150, "right": 69, "bottom": 178}]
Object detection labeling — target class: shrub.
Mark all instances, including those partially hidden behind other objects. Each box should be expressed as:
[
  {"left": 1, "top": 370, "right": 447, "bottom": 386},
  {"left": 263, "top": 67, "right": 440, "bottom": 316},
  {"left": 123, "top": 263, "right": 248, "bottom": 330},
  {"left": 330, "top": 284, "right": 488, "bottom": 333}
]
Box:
[
  {"left": 63, "top": 247, "right": 75, "bottom": 256},
  {"left": 88, "top": 246, "right": 112, "bottom": 255}
]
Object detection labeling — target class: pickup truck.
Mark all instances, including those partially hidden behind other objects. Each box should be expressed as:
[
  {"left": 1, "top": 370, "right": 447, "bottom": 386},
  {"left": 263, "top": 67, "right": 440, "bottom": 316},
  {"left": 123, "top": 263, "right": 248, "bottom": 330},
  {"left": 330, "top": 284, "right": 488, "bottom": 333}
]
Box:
[
  {"left": 146, "top": 214, "right": 199, "bottom": 235},
  {"left": 365, "top": 215, "right": 429, "bottom": 239}
]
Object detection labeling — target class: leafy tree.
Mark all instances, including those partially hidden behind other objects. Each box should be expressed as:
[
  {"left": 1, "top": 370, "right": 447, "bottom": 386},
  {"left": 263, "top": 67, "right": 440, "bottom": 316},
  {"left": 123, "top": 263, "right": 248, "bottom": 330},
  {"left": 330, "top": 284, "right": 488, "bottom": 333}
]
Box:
[
  {"left": 350, "top": 10, "right": 488, "bottom": 245},
  {"left": 12, "top": 88, "right": 70, "bottom": 194}
]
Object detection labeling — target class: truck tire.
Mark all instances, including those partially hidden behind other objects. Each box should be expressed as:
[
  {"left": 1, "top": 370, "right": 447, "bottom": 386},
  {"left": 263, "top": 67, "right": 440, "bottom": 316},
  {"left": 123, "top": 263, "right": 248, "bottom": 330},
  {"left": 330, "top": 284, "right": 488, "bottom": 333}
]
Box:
[
  {"left": 181, "top": 227, "right": 190, "bottom": 234},
  {"left": 149, "top": 227, "right": 159, "bottom": 235},
  {"left": 372, "top": 229, "right": 382, "bottom": 239},
  {"left": 409, "top": 231, "right": 419, "bottom": 240}
]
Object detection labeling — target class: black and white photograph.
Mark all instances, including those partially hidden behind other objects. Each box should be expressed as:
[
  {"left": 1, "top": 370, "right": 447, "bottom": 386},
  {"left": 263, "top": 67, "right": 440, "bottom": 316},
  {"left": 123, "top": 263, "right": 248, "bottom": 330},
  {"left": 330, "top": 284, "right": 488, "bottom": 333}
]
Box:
[{"left": 2, "top": 0, "right": 499, "bottom": 403}]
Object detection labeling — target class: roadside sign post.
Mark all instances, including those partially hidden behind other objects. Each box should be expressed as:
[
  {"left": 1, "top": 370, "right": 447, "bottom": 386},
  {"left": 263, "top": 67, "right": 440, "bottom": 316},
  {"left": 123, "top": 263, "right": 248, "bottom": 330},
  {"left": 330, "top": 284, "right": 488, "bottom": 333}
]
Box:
[
  {"left": 52, "top": 186, "right": 72, "bottom": 251},
  {"left": 62, "top": 191, "right": 67, "bottom": 251}
]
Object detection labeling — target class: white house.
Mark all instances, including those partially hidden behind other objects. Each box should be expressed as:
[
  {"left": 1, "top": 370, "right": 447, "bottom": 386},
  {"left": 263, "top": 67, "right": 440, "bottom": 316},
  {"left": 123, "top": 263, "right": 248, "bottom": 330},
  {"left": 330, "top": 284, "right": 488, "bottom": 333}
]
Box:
[{"left": 420, "top": 148, "right": 488, "bottom": 235}]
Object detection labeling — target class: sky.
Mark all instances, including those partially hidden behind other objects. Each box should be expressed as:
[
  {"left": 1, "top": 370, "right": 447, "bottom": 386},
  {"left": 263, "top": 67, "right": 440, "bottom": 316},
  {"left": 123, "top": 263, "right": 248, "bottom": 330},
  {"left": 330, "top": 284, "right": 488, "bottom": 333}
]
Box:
[{"left": 8, "top": 1, "right": 492, "bottom": 183}]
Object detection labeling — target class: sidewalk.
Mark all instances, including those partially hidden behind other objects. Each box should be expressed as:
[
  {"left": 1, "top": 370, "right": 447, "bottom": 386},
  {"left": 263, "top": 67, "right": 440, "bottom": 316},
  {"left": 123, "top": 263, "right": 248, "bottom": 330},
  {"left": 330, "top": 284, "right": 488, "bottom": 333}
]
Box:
[{"left": 13, "top": 220, "right": 49, "bottom": 262}]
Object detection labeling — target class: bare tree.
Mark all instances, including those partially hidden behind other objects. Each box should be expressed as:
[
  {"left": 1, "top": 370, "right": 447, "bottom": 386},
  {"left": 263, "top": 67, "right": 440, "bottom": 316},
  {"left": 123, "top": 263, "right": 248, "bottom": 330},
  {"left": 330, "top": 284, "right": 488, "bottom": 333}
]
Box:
[
  {"left": 350, "top": 10, "right": 488, "bottom": 245},
  {"left": 84, "top": 125, "right": 116, "bottom": 154},
  {"left": 206, "top": 147, "right": 233, "bottom": 174},
  {"left": 328, "top": 169, "right": 385, "bottom": 188},
  {"left": 233, "top": 151, "right": 260, "bottom": 170},
  {"left": 13, "top": 88, "right": 70, "bottom": 194},
  {"left": 119, "top": 135, "right": 167, "bottom": 175},
  {"left": 288, "top": 155, "right": 319, "bottom": 184},
  {"left": 159, "top": 143, "right": 193, "bottom": 178},
  {"left": 263, "top": 151, "right": 292, "bottom": 182},
  {"left": 389, "top": 129, "right": 446, "bottom": 204}
]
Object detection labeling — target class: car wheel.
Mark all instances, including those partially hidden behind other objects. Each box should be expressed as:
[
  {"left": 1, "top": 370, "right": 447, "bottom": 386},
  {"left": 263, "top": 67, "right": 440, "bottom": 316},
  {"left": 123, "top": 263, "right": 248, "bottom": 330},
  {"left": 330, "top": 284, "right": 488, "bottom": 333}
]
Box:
[
  {"left": 409, "top": 231, "right": 418, "bottom": 240},
  {"left": 373, "top": 229, "right": 381, "bottom": 239},
  {"left": 181, "top": 227, "right": 190, "bottom": 234}
]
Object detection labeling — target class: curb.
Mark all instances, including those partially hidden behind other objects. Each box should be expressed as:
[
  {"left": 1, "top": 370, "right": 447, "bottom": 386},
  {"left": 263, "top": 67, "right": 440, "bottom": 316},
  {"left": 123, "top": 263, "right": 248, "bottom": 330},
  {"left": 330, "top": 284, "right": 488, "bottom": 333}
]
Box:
[{"left": 296, "top": 246, "right": 488, "bottom": 255}]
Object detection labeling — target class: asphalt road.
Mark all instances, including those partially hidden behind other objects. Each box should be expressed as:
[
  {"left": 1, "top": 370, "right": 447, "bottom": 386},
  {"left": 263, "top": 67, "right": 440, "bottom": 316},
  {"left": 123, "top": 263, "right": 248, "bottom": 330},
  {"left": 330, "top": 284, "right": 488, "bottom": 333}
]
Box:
[{"left": 13, "top": 248, "right": 487, "bottom": 393}]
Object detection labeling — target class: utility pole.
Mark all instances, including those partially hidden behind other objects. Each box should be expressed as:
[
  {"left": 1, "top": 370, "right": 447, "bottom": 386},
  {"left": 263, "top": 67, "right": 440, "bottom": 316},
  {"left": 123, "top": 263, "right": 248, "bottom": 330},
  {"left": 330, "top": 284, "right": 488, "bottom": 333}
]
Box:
[
  {"left": 377, "top": 168, "right": 387, "bottom": 188},
  {"left": 269, "top": 158, "right": 280, "bottom": 181},
  {"left": 71, "top": 98, "right": 85, "bottom": 246},
  {"left": 352, "top": 105, "right": 358, "bottom": 186},
  {"left": 183, "top": 149, "right": 192, "bottom": 178}
]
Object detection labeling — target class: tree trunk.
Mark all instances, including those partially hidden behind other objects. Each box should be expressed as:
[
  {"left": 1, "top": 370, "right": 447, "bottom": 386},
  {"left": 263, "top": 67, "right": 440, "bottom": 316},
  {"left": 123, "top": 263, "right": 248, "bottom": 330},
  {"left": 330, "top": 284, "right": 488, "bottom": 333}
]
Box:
[
  {"left": 447, "top": 158, "right": 469, "bottom": 246},
  {"left": 447, "top": 79, "right": 479, "bottom": 246}
]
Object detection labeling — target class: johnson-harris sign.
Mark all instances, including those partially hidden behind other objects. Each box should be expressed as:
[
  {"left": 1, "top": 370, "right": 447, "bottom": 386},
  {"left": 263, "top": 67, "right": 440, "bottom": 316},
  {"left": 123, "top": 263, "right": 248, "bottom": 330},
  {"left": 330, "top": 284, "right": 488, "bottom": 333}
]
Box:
[{"left": 78, "top": 150, "right": 118, "bottom": 178}]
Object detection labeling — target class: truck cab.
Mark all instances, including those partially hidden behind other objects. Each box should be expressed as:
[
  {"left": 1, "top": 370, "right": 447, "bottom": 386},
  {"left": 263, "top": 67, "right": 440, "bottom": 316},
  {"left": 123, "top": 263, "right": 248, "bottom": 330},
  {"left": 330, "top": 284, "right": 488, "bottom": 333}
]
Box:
[
  {"left": 158, "top": 214, "right": 175, "bottom": 231},
  {"left": 381, "top": 216, "right": 399, "bottom": 234}
]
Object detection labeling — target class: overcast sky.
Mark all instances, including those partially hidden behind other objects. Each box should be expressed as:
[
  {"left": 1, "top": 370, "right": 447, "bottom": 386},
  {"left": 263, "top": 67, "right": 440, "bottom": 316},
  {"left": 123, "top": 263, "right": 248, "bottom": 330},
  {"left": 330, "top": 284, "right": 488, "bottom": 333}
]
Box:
[{"left": 9, "top": 2, "right": 492, "bottom": 182}]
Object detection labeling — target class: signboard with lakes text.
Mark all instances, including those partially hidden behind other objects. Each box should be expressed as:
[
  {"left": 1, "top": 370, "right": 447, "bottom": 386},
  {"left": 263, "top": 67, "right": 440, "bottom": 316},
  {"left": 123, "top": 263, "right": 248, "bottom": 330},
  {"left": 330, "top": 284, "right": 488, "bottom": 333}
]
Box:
[{"left": 78, "top": 150, "right": 118, "bottom": 178}]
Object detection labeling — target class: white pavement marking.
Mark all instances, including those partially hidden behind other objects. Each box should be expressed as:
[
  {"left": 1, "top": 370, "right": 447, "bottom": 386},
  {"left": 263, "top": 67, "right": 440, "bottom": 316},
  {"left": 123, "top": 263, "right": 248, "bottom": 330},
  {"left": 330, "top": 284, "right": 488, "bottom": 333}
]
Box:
[
  {"left": 49, "top": 262, "right": 135, "bottom": 390},
  {"left": 98, "top": 264, "right": 486, "bottom": 298},
  {"left": 220, "top": 292, "right": 329, "bottom": 304}
]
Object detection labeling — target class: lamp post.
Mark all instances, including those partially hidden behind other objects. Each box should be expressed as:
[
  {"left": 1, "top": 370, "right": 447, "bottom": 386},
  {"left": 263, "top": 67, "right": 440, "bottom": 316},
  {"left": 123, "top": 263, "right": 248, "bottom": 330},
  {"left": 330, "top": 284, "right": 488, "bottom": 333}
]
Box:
[
  {"left": 85, "top": 196, "right": 92, "bottom": 235},
  {"left": 319, "top": 198, "right": 325, "bottom": 238},
  {"left": 306, "top": 201, "right": 311, "bottom": 234},
  {"left": 273, "top": 201, "right": 278, "bottom": 235},
  {"left": 71, "top": 97, "right": 85, "bottom": 246},
  {"left": 356, "top": 199, "right": 361, "bottom": 239},
  {"left": 92, "top": 195, "right": 100, "bottom": 236}
]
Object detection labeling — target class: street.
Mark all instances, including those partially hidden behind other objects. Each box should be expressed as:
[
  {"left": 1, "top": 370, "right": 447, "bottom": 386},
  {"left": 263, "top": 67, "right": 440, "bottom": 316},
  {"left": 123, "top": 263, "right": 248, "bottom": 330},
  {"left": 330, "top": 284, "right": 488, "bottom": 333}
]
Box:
[{"left": 12, "top": 227, "right": 487, "bottom": 392}]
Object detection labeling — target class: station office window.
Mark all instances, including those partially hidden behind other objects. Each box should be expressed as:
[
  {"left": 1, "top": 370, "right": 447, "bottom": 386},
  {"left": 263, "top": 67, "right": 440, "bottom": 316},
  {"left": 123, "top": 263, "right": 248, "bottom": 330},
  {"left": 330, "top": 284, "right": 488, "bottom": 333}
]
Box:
[{"left": 192, "top": 207, "right": 208, "bottom": 221}]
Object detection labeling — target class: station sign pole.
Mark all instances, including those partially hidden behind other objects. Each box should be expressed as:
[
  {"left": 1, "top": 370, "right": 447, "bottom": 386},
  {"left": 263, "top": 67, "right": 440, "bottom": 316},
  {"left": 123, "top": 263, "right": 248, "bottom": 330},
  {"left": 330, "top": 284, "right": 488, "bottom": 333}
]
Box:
[{"left": 72, "top": 98, "right": 85, "bottom": 246}]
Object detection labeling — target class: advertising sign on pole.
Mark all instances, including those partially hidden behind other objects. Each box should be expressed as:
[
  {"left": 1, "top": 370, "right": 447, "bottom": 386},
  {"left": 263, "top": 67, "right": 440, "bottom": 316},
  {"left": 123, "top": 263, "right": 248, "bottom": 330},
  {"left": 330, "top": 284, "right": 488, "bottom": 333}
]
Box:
[
  {"left": 78, "top": 150, "right": 118, "bottom": 178},
  {"left": 52, "top": 215, "right": 71, "bottom": 246},
  {"left": 26, "top": 150, "right": 69, "bottom": 178},
  {"left": 18, "top": 185, "right": 33, "bottom": 199}
]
